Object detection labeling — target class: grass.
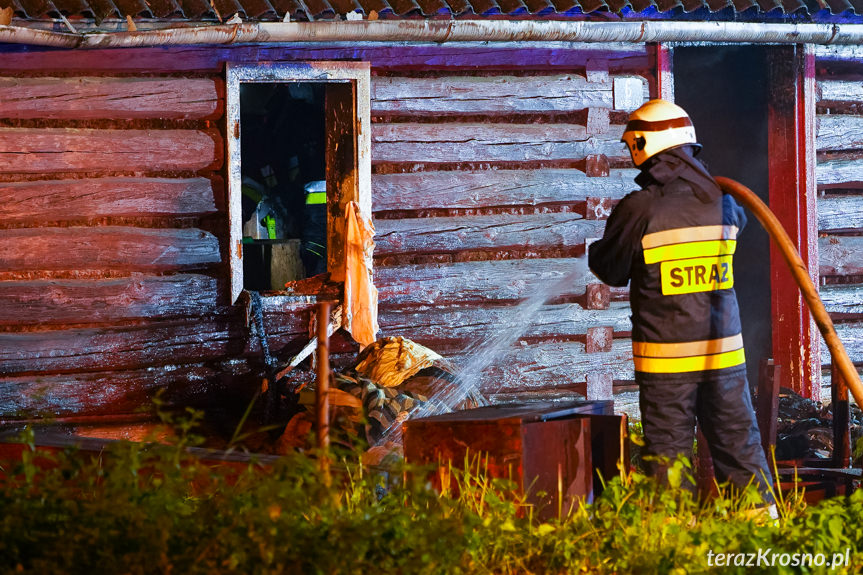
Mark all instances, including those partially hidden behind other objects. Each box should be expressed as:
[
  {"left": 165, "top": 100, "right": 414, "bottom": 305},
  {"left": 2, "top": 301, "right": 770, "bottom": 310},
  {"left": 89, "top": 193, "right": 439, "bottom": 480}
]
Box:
[{"left": 0, "top": 416, "right": 861, "bottom": 574}]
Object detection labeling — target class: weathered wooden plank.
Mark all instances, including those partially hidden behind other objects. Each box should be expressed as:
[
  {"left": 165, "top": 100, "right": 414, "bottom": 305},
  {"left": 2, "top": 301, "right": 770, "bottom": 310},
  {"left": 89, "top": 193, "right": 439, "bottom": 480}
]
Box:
[
  {"left": 818, "top": 194, "right": 863, "bottom": 231},
  {"left": 819, "top": 235, "right": 863, "bottom": 277},
  {"left": 448, "top": 339, "right": 635, "bottom": 394},
  {"left": 371, "top": 123, "right": 627, "bottom": 163},
  {"left": 372, "top": 169, "right": 639, "bottom": 212},
  {"left": 816, "top": 115, "right": 863, "bottom": 152},
  {"left": 0, "top": 310, "right": 315, "bottom": 376},
  {"left": 380, "top": 302, "right": 631, "bottom": 347},
  {"left": 818, "top": 80, "right": 863, "bottom": 106},
  {"left": 816, "top": 158, "right": 863, "bottom": 189},
  {"left": 0, "top": 227, "right": 221, "bottom": 273},
  {"left": 371, "top": 74, "right": 622, "bottom": 114},
  {"left": 0, "top": 364, "right": 226, "bottom": 417},
  {"left": 0, "top": 274, "right": 219, "bottom": 326},
  {"left": 0, "top": 128, "right": 222, "bottom": 174},
  {"left": 822, "top": 284, "right": 863, "bottom": 315},
  {"left": 814, "top": 45, "right": 863, "bottom": 65},
  {"left": 0, "top": 44, "right": 651, "bottom": 74},
  {"left": 375, "top": 257, "right": 626, "bottom": 306},
  {"left": 373, "top": 213, "right": 605, "bottom": 256},
  {"left": 821, "top": 322, "right": 863, "bottom": 366},
  {"left": 0, "top": 77, "right": 221, "bottom": 120},
  {"left": 0, "top": 177, "right": 218, "bottom": 224}
]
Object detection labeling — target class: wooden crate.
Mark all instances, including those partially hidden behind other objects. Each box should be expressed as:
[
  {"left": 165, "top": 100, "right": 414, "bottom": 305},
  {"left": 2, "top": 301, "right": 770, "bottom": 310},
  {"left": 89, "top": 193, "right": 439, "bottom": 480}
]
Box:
[{"left": 404, "top": 401, "right": 626, "bottom": 518}]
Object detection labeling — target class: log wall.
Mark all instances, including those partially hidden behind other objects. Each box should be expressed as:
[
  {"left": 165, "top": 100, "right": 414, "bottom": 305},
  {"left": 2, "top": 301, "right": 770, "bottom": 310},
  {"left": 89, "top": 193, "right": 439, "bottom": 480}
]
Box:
[
  {"left": 815, "top": 45, "right": 863, "bottom": 385},
  {"left": 0, "top": 43, "right": 653, "bottom": 419}
]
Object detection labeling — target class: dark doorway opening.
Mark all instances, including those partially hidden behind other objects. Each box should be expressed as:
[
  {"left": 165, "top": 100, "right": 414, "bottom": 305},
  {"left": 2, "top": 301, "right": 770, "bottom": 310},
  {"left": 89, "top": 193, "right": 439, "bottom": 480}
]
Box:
[
  {"left": 674, "top": 46, "right": 772, "bottom": 389},
  {"left": 240, "top": 82, "right": 328, "bottom": 291}
]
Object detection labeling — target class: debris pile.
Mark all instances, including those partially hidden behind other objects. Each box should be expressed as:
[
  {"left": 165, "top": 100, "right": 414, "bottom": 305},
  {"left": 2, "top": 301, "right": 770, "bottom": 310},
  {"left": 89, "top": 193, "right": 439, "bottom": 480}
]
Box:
[
  {"left": 276, "top": 337, "right": 481, "bottom": 460},
  {"left": 774, "top": 387, "right": 863, "bottom": 462}
]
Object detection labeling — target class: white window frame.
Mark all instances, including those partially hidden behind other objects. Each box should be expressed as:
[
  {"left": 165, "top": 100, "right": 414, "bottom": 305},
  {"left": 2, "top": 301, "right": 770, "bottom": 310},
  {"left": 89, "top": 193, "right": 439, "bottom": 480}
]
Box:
[{"left": 226, "top": 61, "right": 372, "bottom": 304}]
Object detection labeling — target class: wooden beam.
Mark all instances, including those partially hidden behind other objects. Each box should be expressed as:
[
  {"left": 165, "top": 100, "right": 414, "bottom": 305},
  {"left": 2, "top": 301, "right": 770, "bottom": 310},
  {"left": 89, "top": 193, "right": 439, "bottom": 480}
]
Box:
[
  {"left": 0, "top": 128, "right": 222, "bottom": 174},
  {"left": 371, "top": 74, "right": 618, "bottom": 115},
  {"left": 767, "top": 45, "right": 820, "bottom": 400},
  {"left": 0, "top": 177, "right": 218, "bottom": 225},
  {"left": 0, "top": 77, "right": 222, "bottom": 120},
  {"left": 371, "top": 169, "right": 638, "bottom": 212},
  {"left": 0, "top": 311, "right": 313, "bottom": 376},
  {"left": 0, "top": 227, "right": 221, "bottom": 273},
  {"left": 374, "top": 257, "right": 628, "bottom": 307},
  {"left": 378, "top": 302, "right": 631, "bottom": 348},
  {"left": 373, "top": 212, "right": 604, "bottom": 256},
  {"left": 0, "top": 45, "right": 651, "bottom": 74},
  {"left": 0, "top": 274, "right": 219, "bottom": 326},
  {"left": 371, "top": 123, "right": 627, "bottom": 164}
]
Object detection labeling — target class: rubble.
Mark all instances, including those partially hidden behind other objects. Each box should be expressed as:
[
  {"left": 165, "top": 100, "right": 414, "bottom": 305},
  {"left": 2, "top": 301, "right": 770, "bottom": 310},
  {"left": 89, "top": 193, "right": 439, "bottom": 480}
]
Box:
[{"left": 774, "top": 387, "right": 863, "bottom": 463}]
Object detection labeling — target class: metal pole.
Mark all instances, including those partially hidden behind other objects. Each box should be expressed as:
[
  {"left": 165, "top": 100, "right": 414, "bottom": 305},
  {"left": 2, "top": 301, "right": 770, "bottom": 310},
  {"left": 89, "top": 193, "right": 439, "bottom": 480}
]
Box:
[
  {"left": 315, "top": 301, "right": 331, "bottom": 480},
  {"left": 6, "top": 21, "right": 863, "bottom": 49}
]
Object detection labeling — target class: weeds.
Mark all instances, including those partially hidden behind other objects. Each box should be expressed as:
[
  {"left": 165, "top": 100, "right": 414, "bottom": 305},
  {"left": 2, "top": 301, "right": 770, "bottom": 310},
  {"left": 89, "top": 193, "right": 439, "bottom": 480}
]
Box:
[{"left": 0, "top": 414, "right": 861, "bottom": 574}]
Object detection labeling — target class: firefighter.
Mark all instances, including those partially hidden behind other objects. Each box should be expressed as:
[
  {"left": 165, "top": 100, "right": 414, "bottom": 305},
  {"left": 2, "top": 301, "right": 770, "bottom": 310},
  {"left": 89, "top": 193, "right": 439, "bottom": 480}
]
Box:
[{"left": 588, "top": 99, "right": 774, "bottom": 503}]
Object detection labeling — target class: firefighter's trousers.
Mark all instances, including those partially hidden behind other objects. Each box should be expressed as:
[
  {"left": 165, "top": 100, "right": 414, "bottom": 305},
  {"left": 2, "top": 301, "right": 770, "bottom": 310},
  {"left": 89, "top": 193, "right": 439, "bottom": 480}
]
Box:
[{"left": 638, "top": 371, "right": 774, "bottom": 502}]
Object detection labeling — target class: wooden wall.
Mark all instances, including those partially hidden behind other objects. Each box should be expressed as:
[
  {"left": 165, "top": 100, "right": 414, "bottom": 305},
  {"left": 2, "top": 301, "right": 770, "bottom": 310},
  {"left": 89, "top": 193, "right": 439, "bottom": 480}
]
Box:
[
  {"left": 370, "top": 48, "right": 653, "bottom": 397},
  {"left": 0, "top": 43, "right": 654, "bottom": 419},
  {"left": 815, "top": 45, "right": 863, "bottom": 385}
]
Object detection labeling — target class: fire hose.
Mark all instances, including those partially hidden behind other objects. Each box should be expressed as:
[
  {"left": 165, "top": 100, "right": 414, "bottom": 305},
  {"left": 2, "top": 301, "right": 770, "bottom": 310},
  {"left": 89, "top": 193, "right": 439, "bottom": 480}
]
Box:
[{"left": 716, "top": 177, "right": 863, "bottom": 409}]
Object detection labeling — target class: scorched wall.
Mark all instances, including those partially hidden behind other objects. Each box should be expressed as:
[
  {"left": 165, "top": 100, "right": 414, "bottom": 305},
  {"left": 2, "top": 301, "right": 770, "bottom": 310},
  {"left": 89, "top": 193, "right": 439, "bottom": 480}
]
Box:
[{"left": 0, "top": 42, "right": 657, "bottom": 419}]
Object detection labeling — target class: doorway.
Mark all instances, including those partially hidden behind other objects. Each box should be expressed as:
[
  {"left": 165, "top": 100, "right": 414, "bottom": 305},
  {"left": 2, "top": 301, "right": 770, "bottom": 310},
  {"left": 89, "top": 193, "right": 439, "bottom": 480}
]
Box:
[{"left": 674, "top": 46, "right": 772, "bottom": 389}]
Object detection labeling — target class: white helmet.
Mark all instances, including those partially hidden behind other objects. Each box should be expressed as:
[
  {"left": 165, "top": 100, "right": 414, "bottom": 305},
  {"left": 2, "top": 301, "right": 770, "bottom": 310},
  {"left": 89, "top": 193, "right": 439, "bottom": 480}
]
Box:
[{"left": 621, "top": 99, "right": 700, "bottom": 167}]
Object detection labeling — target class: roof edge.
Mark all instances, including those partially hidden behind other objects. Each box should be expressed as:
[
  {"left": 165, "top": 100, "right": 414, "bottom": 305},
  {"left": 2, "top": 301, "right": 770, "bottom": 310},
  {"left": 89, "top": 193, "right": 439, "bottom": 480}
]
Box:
[{"left": 2, "top": 19, "right": 863, "bottom": 48}]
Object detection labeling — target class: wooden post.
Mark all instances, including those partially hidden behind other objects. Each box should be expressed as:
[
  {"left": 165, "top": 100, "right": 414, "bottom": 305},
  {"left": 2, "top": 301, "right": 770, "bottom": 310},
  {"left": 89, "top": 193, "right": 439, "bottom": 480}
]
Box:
[
  {"left": 653, "top": 43, "right": 674, "bottom": 101},
  {"left": 315, "top": 301, "right": 331, "bottom": 481},
  {"left": 831, "top": 358, "right": 851, "bottom": 469},
  {"left": 757, "top": 359, "right": 781, "bottom": 461},
  {"left": 767, "top": 45, "right": 820, "bottom": 401}
]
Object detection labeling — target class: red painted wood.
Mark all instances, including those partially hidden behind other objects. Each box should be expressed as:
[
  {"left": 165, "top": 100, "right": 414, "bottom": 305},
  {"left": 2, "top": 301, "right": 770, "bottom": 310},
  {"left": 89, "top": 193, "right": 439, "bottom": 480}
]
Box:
[
  {"left": 653, "top": 43, "right": 674, "bottom": 101},
  {"left": 0, "top": 77, "right": 222, "bottom": 120},
  {"left": 585, "top": 283, "right": 610, "bottom": 310},
  {"left": 819, "top": 235, "right": 863, "bottom": 277},
  {"left": 0, "top": 227, "right": 221, "bottom": 273},
  {"left": 0, "top": 274, "right": 219, "bottom": 326},
  {"left": 0, "top": 177, "right": 218, "bottom": 224},
  {"left": 767, "top": 45, "right": 820, "bottom": 400},
  {"left": 0, "top": 128, "right": 222, "bottom": 174}
]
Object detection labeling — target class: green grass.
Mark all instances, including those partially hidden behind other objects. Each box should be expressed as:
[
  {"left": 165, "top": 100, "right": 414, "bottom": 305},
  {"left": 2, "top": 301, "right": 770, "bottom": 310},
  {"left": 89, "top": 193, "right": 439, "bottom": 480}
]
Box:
[{"left": 0, "top": 420, "right": 861, "bottom": 574}]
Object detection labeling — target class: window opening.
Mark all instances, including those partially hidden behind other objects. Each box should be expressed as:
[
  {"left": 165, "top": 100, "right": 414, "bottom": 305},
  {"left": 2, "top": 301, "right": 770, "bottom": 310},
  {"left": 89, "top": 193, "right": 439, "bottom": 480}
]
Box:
[
  {"left": 239, "top": 82, "right": 327, "bottom": 291},
  {"left": 227, "top": 62, "right": 371, "bottom": 305}
]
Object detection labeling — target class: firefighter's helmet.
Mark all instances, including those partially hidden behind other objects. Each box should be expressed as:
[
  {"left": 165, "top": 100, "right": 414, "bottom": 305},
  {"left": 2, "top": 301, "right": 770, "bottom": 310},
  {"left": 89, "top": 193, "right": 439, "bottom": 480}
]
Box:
[{"left": 621, "top": 99, "right": 699, "bottom": 167}]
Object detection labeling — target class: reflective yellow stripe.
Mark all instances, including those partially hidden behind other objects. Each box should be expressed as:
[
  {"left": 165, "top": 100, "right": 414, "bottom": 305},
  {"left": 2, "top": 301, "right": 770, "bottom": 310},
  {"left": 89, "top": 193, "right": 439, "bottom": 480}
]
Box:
[
  {"left": 642, "top": 225, "right": 738, "bottom": 250},
  {"left": 632, "top": 334, "right": 743, "bottom": 359},
  {"left": 306, "top": 192, "right": 327, "bottom": 205},
  {"left": 644, "top": 239, "right": 736, "bottom": 264},
  {"left": 633, "top": 348, "right": 746, "bottom": 374}
]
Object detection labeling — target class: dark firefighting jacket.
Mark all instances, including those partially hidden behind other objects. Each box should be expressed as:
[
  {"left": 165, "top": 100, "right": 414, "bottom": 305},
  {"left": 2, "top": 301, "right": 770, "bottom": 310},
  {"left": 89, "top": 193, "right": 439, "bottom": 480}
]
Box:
[{"left": 588, "top": 146, "right": 748, "bottom": 382}]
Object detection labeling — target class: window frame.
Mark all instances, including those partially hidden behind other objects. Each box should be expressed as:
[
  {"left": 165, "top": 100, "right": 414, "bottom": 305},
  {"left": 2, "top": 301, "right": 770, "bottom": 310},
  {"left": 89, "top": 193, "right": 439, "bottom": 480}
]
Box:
[{"left": 225, "top": 61, "right": 372, "bottom": 304}]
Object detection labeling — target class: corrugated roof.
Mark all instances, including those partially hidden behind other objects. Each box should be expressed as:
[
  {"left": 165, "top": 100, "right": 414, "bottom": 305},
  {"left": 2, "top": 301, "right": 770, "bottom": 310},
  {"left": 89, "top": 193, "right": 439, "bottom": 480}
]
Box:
[{"left": 2, "top": 0, "right": 862, "bottom": 23}]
